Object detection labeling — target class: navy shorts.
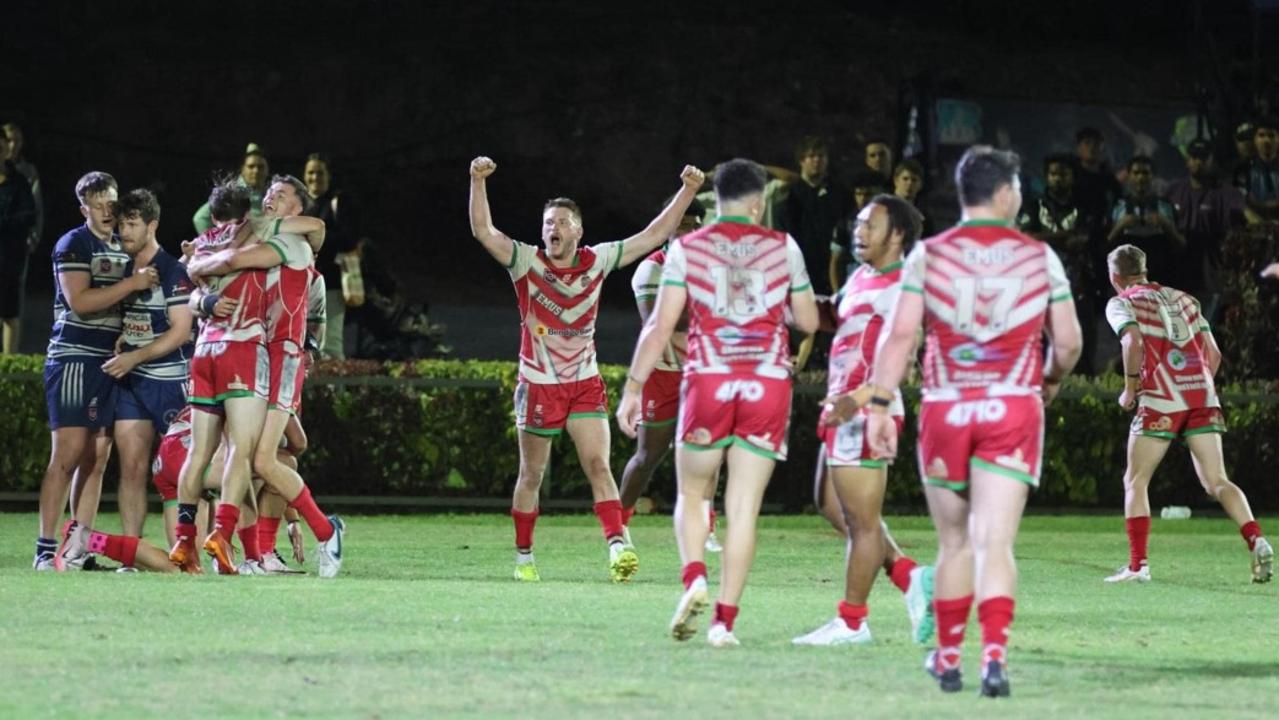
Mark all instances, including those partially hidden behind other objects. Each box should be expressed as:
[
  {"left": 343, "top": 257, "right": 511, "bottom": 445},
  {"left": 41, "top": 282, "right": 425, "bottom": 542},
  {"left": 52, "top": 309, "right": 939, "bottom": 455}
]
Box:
[
  {"left": 44, "top": 359, "right": 118, "bottom": 430},
  {"left": 115, "top": 375, "right": 186, "bottom": 433}
]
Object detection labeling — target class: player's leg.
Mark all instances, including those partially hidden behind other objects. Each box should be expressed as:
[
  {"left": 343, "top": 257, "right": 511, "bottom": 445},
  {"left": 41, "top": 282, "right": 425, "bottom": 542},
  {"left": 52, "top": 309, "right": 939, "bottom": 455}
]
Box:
[
  {"left": 567, "top": 415, "right": 639, "bottom": 582},
  {"left": 707, "top": 443, "right": 775, "bottom": 646},
  {"left": 171, "top": 409, "right": 223, "bottom": 572},
  {"left": 35, "top": 426, "right": 90, "bottom": 569},
  {"left": 968, "top": 467, "right": 1030, "bottom": 697},
  {"left": 701, "top": 468, "right": 722, "bottom": 553},
  {"left": 669, "top": 444, "right": 723, "bottom": 641},
  {"left": 56, "top": 522, "right": 177, "bottom": 573},
  {"left": 813, "top": 445, "right": 848, "bottom": 535},
  {"left": 205, "top": 395, "right": 267, "bottom": 574},
  {"left": 923, "top": 483, "right": 972, "bottom": 693},
  {"left": 618, "top": 420, "right": 675, "bottom": 521},
  {"left": 114, "top": 419, "right": 155, "bottom": 538},
  {"left": 255, "top": 408, "right": 339, "bottom": 549},
  {"left": 512, "top": 429, "right": 553, "bottom": 580},
  {"left": 1185, "top": 432, "right": 1271, "bottom": 582},
  {"left": 69, "top": 431, "right": 112, "bottom": 531},
  {"left": 1106, "top": 434, "right": 1171, "bottom": 582}
]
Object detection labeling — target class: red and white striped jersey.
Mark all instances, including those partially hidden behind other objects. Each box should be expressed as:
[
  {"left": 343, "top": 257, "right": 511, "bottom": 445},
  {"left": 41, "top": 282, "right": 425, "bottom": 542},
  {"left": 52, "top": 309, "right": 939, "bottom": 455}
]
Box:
[
  {"left": 829, "top": 261, "right": 904, "bottom": 414},
  {"left": 631, "top": 248, "right": 687, "bottom": 372},
  {"left": 901, "top": 220, "right": 1072, "bottom": 400},
  {"left": 1106, "top": 282, "right": 1217, "bottom": 412},
  {"left": 508, "top": 239, "right": 623, "bottom": 384},
  {"left": 661, "top": 217, "right": 811, "bottom": 379},
  {"left": 193, "top": 220, "right": 269, "bottom": 346},
  {"left": 263, "top": 227, "right": 315, "bottom": 350}
]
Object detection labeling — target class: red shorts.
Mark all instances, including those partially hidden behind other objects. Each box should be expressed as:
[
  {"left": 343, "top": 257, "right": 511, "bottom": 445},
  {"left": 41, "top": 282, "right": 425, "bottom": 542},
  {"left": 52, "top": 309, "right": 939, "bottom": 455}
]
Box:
[
  {"left": 821, "top": 410, "right": 904, "bottom": 468},
  {"left": 1131, "top": 405, "right": 1226, "bottom": 438},
  {"left": 189, "top": 341, "right": 269, "bottom": 409},
  {"left": 917, "top": 394, "right": 1043, "bottom": 490},
  {"left": 641, "top": 369, "right": 681, "bottom": 427},
  {"left": 514, "top": 376, "right": 609, "bottom": 436},
  {"left": 151, "top": 432, "right": 190, "bottom": 502},
  {"left": 678, "top": 374, "right": 791, "bottom": 460},
  {"left": 268, "top": 342, "right": 307, "bottom": 415}
]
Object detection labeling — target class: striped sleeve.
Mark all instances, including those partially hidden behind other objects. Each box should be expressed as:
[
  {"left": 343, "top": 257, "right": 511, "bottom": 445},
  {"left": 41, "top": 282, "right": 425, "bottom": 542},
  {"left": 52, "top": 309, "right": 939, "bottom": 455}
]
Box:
[
  {"left": 900, "top": 243, "right": 926, "bottom": 295},
  {"left": 631, "top": 258, "right": 662, "bottom": 301},
  {"left": 785, "top": 235, "right": 812, "bottom": 292},
  {"left": 1106, "top": 296, "right": 1136, "bottom": 335},
  {"left": 52, "top": 232, "right": 92, "bottom": 274},
  {"left": 1045, "top": 246, "right": 1073, "bottom": 303}
]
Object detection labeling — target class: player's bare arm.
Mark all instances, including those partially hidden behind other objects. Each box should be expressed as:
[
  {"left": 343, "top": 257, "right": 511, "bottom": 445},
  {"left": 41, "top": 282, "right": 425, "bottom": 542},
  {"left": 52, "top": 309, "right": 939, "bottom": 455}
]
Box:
[
  {"left": 1116, "top": 324, "right": 1142, "bottom": 411},
  {"left": 1043, "top": 297, "right": 1083, "bottom": 406},
  {"left": 102, "top": 303, "right": 195, "bottom": 379},
  {"left": 468, "top": 156, "right": 515, "bottom": 267},
  {"left": 617, "top": 166, "right": 705, "bottom": 268},
  {"left": 58, "top": 265, "right": 159, "bottom": 316},
  {"left": 617, "top": 283, "right": 687, "bottom": 438},
  {"left": 788, "top": 286, "right": 819, "bottom": 335}
]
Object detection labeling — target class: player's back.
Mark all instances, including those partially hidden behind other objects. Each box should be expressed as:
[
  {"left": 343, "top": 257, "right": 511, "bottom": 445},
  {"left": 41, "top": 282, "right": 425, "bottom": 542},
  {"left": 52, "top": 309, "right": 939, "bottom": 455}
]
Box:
[
  {"left": 193, "top": 221, "right": 269, "bottom": 346},
  {"left": 906, "top": 220, "right": 1071, "bottom": 399},
  {"left": 1107, "top": 281, "right": 1215, "bottom": 409},
  {"left": 668, "top": 218, "right": 809, "bottom": 380},
  {"left": 258, "top": 222, "right": 315, "bottom": 348}
]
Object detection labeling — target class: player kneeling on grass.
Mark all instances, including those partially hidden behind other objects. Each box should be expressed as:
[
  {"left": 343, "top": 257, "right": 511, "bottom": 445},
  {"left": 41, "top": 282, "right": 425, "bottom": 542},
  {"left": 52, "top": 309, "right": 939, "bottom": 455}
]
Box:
[
  {"left": 1102, "top": 244, "right": 1272, "bottom": 585},
  {"left": 618, "top": 158, "right": 819, "bottom": 647},
  {"left": 866, "top": 146, "right": 1082, "bottom": 697},
  {"left": 792, "top": 194, "right": 935, "bottom": 647}
]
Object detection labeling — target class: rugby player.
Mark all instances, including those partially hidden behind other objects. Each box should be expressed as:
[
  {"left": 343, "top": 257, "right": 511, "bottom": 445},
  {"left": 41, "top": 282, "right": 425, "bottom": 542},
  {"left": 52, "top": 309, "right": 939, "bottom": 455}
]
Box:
[
  {"left": 469, "top": 155, "right": 704, "bottom": 583},
  {"left": 793, "top": 194, "right": 934, "bottom": 647},
  {"left": 1102, "top": 244, "right": 1271, "bottom": 584},
  {"left": 35, "top": 172, "right": 159, "bottom": 570},
  {"left": 866, "top": 146, "right": 1082, "bottom": 696},
  {"left": 617, "top": 158, "right": 819, "bottom": 646}
]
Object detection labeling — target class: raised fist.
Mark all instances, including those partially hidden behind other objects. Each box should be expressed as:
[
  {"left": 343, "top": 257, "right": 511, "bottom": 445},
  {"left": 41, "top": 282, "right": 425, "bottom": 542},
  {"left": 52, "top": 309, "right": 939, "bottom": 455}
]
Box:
[
  {"left": 470, "top": 156, "right": 497, "bottom": 180},
  {"left": 680, "top": 165, "right": 706, "bottom": 189}
]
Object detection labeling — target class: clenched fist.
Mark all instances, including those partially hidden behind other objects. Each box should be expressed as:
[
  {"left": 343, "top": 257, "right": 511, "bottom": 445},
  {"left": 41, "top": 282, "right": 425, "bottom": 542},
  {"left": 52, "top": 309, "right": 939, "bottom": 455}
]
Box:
[
  {"left": 680, "top": 165, "right": 705, "bottom": 190},
  {"left": 470, "top": 156, "right": 497, "bottom": 180}
]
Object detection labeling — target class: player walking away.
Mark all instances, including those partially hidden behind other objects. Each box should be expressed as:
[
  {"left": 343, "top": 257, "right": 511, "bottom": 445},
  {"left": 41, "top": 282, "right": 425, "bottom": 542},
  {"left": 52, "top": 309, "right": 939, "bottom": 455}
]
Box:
[
  {"left": 617, "top": 158, "right": 820, "bottom": 646},
  {"left": 34, "top": 172, "right": 159, "bottom": 570},
  {"left": 618, "top": 199, "right": 723, "bottom": 553},
  {"left": 866, "top": 146, "right": 1082, "bottom": 697},
  {"left": 99, "top": 189, "right": 194, "bottom": 548},
  {"left": 185, "top": 175, "right": 343, "bottom": 577},
  {"left": 1102, "top": 244, "right": 1272, "bottom": 585},
  {"left": 470, "top": 156, "right": 703, "bottom": 583},
  {"left": 793, "top": 194, "right": 936, "bottom": 647}
]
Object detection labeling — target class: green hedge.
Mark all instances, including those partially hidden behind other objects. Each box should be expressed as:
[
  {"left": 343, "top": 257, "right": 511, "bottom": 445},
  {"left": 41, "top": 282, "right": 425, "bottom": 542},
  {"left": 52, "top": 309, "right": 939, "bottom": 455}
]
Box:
[{"left": 2, "top": 354, "right": 1277, "bottom": 510}]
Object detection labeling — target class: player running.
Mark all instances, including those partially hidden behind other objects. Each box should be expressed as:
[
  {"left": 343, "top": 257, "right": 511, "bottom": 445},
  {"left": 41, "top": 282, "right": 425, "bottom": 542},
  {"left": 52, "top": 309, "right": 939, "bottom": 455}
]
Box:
[
  {"left": 469, "top": 155, "right": 704, "bottom": 583},
  {"left": 866, "top": 146, "right": 1082, "bottom": 697},
  {"left": 792, "top": 194, "right": 935, "bottom": 647},
  {"left": 35, "top": 172, "right": 159, "bottom": 570},
  {"left": 618, "top": 199, "right": 722, "bottom": 552},
  {"left": 617, "top": 158, "right": 819, "bottom": 646},
  {"left": 1102, "top": 244, "right": 1271, "bottom": 584},
  {"left": 101, "top": 189, "right": 194, "bottom": 546}
]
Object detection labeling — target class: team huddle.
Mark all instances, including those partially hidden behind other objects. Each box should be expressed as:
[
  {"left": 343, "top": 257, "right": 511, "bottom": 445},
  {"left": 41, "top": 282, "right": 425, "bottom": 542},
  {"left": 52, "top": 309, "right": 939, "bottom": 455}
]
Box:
[
  {"left": 469, "top": 146, "right": 1273, "bottom": 699},
  {"left": 35, "top": 172, "right": 344, "bottom": 577}
]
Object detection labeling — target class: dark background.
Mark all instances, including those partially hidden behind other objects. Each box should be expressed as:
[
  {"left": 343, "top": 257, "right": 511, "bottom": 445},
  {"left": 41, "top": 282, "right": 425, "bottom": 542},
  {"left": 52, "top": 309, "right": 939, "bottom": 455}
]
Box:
[{"left": 4, "top": 0, "right": 1277, "bottom": 356}]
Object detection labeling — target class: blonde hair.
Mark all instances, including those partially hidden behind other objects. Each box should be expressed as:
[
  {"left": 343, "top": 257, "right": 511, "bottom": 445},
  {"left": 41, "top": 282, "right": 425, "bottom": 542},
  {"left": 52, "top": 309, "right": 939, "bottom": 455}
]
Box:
[{"left": 1108, "top": 244, "right": 1147, "bottom": 277}]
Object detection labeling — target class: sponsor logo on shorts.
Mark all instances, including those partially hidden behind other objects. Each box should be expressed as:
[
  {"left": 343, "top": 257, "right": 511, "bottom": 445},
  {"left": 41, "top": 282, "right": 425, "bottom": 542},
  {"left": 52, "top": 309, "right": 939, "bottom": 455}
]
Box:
[
  {"left": 532, "top": 403, "right": 544, "bottom": 428},
  {"left": 685, "top": 427, "right": 713, "bottom": 445},
  {"left": 1168, "top": 349, "right": 1187, "bottom": 371},
  {"left": 927, "top": 457, "right": 949, "bottom": 479},
  {"left": 87, "top": 397, "right": 99, "bottom": 422},
  {"left": 228, "top": 375, "right": 248, "bottom": 392},
  {"left": 1208, "top": 411, "right": 1223, "bottom": 427},
  {"left": 1148, "top": 415, "right": 1173, "bottom": 432},
  {"left": 994, "top": 448, "right": 1031, "bottom": 474},
  {"left": 948, "top": 343, "right": 985, "bottom": 368},
  {"left": 944, "top": 398, "right": 1007, "bottom": 426},
  {"left": 714, "top": 379, "right": 764, "bottom": 402}
]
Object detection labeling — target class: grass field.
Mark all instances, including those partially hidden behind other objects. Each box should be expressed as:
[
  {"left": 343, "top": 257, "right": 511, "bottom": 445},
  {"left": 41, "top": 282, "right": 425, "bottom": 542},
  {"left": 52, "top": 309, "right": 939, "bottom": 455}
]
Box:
[{"left": 2, "top": 512, "right": 1275, "bottom": 719}]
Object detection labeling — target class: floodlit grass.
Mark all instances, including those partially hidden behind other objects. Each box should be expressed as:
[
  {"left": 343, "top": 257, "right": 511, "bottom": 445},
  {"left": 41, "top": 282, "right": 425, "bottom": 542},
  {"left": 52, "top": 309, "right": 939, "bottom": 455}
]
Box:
[{"left": 1, "top": 512, "right": 1274, "bottom": 719}]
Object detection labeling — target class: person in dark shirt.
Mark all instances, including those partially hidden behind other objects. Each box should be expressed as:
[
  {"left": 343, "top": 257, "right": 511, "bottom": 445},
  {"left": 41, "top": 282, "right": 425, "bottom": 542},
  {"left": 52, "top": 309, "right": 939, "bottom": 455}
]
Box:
[
  {"left": 780, "top": 135, "right": 851, "bottom": 296},
  {"left": 0, "top": 133, "right": 36, "bottom": 353},
  {"left": 302, "top": 153, "right": 361, "bottom": 359},
  {"left": 864, "top": 139, "right": 894, "bottom": 185},
  {"left": 892, "top": 158, "right": 933, "bottom": 237},
  {"left": 1108, "top": 155, "right": 1186, "bottom": 288},
  {"left": 1073, "top": 127, "right": 1123, "bottom": 226},
  {"left": 1166, "top": 139, "right": 1242, "bottom": 319},
  {"left": 1238, "top": 118, "right": 1279, "bottom": 224}
]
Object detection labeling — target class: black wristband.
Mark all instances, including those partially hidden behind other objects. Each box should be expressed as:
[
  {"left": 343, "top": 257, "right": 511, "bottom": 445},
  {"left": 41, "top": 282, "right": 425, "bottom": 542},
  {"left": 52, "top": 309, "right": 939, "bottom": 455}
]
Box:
[
  {"left": 869, "top": 395, "right": 891, "bottom": 407},
  {"left": 199, "top": 293, "right": 219, "bottom": 316},
  {"left": 1125, "top": 373, "right": 1141, "bottom": 378},
  {"left": 1043, "top": 376, "right": 1061, "bottom": 384}
]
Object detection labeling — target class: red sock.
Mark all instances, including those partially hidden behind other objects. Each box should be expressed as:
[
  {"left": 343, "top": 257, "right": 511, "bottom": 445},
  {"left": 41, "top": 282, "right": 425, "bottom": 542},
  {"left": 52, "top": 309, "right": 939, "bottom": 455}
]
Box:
[
  {"left": 714, "top": 602, "right": 739, "bottom": 631},
  {"left": 175, "top": 521, "right": 197, "bottom": 543},
  {"left": 214, "top": 503, "right": 240, "bottom": 543},
  {"left": 934, "top": 595, "right": 974, "bottom": 671},
  {"left": 681, "top": 561, "right": 707, "bottom": 589},
  {"left": 593, "top": 500, "right": 624, "bottom": 541},
  {"left": 257, "top": 516, "right": 282, "bottom": 554},
  {"left": 288, "top": 487, "right": 333, "bottom": 542},
  {"left": 1240, "top": 521, "right": 1263, "bottom": 551},
  {"left": 1126, "top": 515, "right": 1151, "bottom": 571},
  {"left": 621, "top": 506, "right": 635, "bottom": 526},
  {"left": 838, "top": 601, "right": 868, "bottom": 630},
  {"left": 708, "top": 508, "right": 717, "bottom": 533},
  {"left": 512, "top": 508, "right": 539, "bottom": 551},
  {"left": 238, "top": 525, "right": 262, "bottom": 561},
  {"left": 978, "top": 596, "right": 1015, "bottom": 666},
  {"left": 88, "top": 531, "right": 139, "bottom": 567},
  {"left": 888, "top": 556, "right": 918, "bottom": 594}
]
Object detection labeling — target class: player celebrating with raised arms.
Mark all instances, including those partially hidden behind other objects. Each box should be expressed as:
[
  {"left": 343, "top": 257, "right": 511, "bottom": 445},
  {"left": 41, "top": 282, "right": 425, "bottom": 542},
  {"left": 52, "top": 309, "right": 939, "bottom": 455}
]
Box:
[
  {"left": 617, "top": 158, "right": 819, "bottom": 647},
  {"left": 1102, "top": 244, "right": 1271, "bottom": 584},
  {"left": 866, "top": 146, "right": 1082, "bottom": 697},
  {"left": 469, "top": 155, "right": 704, "bottom": 583}
]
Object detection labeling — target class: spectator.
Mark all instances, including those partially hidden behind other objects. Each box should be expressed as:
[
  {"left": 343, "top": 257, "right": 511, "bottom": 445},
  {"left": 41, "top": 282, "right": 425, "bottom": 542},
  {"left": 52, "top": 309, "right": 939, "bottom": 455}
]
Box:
[
  {"left": 350, "top": 238, "right": 448, "bottom": 360},
  {"left": 697, "top": 162, "right": 795, "bottom": 231},
  {"left": 192, "top": 143, "right": 269, "bottom": 233},
  {"left": 1108, "top": 155, "right": 1185, "bottom": 289},
  {"left": 3, "top": 123, "right": 42, "bottom": 254},
  {"left": 301, "top": 153, "right": 361, "bottom": 359},
  {"left": 1231, "top": 121, "right": 1255, "bottom": 188},
  {"left": 0, "top": 129, "right": 37, "bottom": 353},
  {"left": 864, "top": 139, "right": 894, "bottom": 183},
  {"left": 1238, "top": 117, "right": 1279, "bottom": 224},
  {"left": 829, "top": 171, "right": 888, "bottom": 291},
  {"left": 779, "top": 135, "right": 851, "bottom": 295},
  {"left": 892, "top": 158, "right": 933, "bottom": 236},
  {"left": 1166, "top": 139, "right": 1242, "bottom": 320},
  {"left": 1019, "top": 153, "right": 1096, "bottom": 373},
  {"left": 1073, "top": 126, "right": 1123, "bottom": 226}
]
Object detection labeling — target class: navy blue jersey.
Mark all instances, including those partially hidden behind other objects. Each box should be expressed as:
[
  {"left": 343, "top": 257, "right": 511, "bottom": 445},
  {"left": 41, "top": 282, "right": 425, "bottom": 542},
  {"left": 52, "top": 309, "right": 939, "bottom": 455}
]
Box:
[
  {"left": 47, "top": 225, "right": 130, "bottom": 360},
  {"left": 120, "top": 248, "right": 195, "bottom": 381}
]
